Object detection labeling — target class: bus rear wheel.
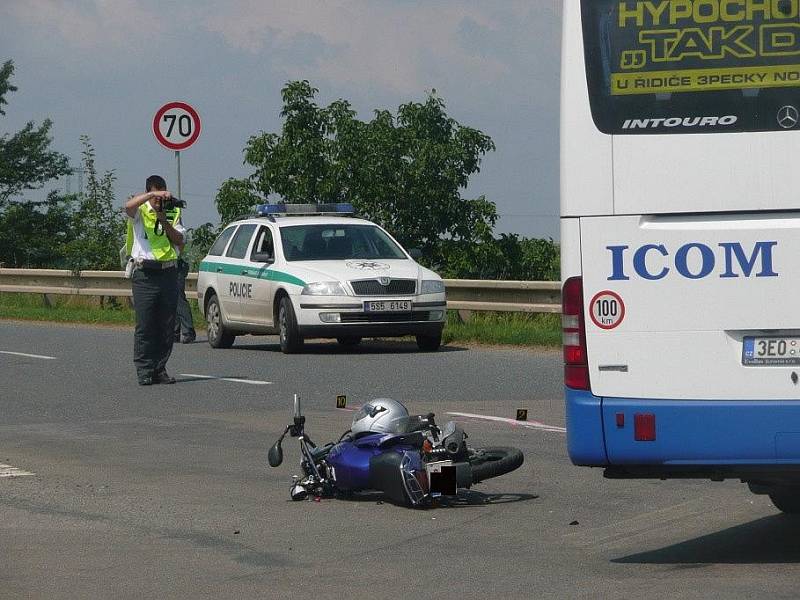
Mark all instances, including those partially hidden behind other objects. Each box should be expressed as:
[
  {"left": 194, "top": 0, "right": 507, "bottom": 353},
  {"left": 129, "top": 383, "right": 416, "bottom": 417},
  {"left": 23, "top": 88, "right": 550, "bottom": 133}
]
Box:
[{"left": 769, "top": 488, "right": 800, "bottom": 514}]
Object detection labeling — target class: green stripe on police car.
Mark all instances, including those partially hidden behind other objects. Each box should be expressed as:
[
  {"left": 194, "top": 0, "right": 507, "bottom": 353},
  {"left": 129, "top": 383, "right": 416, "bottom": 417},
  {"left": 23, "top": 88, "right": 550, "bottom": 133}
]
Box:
[{"left": 199, "top": 261, "right": 306, "bottom": 287}]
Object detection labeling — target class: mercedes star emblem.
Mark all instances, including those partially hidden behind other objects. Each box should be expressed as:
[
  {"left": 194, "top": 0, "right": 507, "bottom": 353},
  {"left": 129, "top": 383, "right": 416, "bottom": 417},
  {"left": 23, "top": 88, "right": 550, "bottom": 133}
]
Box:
[{"left": 778, "top": 105, "right": 799, "bottom": 129}]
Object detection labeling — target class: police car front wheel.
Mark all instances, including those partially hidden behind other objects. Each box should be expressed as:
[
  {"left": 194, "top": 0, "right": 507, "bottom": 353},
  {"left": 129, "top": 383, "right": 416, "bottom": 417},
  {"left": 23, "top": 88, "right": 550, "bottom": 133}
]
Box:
[
  {"left": 206, "top": 294, "right": 235, "bottom": 349},
  {"left": 416, "top": 332, "right": 442, "bottom": 352},
  {"left": 278, "top": 296, "right": 303, "bottom": 354}
]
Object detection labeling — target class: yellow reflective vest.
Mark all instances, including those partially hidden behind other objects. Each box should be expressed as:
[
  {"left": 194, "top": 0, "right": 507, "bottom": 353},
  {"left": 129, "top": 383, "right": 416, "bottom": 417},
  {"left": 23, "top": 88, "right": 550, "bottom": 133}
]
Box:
[{"left": 125, "top": 203, "right": 182, "bottom": 261}]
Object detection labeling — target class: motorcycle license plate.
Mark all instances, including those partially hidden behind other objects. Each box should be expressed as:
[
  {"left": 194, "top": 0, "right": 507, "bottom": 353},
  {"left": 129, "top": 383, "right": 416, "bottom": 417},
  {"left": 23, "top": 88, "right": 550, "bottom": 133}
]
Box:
[
  {"left": 426, "top": 460, "right": 457, "bottom": 496},
  {"left": 743, "top": 336, "right": 800, "bottom": 366},
  {"left": 364, "top": 300, "right": 411, "bottom": 312}
]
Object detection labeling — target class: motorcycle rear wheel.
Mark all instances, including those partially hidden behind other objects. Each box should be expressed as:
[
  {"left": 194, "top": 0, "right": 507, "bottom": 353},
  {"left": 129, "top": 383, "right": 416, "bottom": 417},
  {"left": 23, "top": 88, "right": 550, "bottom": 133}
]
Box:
[{"left": 468, "top": 447, "right": 524, "bottom": 484}]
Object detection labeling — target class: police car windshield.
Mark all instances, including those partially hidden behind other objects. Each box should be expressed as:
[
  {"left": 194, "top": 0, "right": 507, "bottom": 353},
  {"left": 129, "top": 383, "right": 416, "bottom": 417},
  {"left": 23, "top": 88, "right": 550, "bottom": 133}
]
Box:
[{"left": 280, "top": 224, "right": 407, "bottom": 261}]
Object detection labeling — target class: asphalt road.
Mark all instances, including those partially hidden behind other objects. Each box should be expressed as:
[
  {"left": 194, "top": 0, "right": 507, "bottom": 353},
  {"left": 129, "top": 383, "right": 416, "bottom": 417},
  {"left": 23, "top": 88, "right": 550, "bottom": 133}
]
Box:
[{"left": 1, "top": 321, "right": 799, "bottom": 599}]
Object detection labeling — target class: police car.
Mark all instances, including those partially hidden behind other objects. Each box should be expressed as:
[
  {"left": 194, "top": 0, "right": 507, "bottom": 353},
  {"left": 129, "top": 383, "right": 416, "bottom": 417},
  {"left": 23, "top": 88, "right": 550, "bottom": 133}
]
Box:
[{"left": 196, "top": 203, "right": 447, "bottom": 353}]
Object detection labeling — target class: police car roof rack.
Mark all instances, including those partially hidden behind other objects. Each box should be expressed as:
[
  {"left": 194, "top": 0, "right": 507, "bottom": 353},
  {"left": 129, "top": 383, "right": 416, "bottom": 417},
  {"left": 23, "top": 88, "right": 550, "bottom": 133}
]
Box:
[
  {"left": 231, "top": 211, "right": 275, "bottom": 223},
  {"left": 255, "top": 202, "right": 355, "bottom": 218}
]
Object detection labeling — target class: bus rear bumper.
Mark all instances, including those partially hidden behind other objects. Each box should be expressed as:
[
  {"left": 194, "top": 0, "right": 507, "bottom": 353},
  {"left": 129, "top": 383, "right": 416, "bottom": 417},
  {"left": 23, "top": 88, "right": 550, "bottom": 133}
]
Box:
[{"left": 566, "top": 388, "right": 800, "bottom": 473}]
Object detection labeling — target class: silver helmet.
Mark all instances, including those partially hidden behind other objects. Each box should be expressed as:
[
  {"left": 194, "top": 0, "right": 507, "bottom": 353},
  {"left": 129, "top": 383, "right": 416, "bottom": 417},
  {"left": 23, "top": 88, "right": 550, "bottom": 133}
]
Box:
[{"left": 351, "top": 398, "right": 409, "bottom": 436}]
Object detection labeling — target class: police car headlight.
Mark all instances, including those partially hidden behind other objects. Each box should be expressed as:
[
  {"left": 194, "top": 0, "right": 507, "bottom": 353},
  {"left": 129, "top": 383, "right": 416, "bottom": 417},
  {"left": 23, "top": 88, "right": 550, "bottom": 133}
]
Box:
[
  {"left": 420, "top": 280, "right": 445, "bottom": 294},
  {"left": 302, "top": 281, "right": 347, "bottom": 296}
]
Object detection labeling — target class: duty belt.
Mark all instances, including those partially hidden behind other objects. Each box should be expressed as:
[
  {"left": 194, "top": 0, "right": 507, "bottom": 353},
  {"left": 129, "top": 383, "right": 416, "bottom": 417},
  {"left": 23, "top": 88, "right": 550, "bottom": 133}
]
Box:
[{"left": 135, "top": 258, "right": 176, "bottom": 270}]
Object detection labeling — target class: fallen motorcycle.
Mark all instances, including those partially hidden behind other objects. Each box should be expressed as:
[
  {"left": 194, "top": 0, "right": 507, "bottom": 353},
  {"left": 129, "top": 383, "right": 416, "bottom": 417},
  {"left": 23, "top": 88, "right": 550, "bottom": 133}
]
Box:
[{"left": 267, "top": 395, "right": 524, "bottom": 507}]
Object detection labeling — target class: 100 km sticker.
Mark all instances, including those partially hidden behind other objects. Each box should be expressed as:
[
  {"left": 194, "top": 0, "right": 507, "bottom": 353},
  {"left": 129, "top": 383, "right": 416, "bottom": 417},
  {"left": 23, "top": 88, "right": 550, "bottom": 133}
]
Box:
[{"left": 589, "top": 291, "right": 625, "bottom": 330}]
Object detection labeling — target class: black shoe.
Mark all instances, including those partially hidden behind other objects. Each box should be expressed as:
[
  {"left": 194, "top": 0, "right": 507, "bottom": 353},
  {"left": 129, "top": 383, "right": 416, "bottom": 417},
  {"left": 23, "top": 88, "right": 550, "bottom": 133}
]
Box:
[
  {"left": 180, "top": 334, "right": 196, "bottom": 344},
  {"left": 138, "top": 376, "right": 154, "bottom": 386},
  {"left": 174, "top": 332, "right": 181, "bottom": 342},
  {"left": 153, "top": 370, "right": 176, "bottom": 384}
]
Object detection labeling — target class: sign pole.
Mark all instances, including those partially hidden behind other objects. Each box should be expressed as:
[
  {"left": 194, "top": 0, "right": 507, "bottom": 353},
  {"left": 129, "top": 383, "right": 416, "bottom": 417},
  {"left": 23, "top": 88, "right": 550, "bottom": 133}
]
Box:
[{"left": 176, "top": 150, "right": 181, "bottom": 199}]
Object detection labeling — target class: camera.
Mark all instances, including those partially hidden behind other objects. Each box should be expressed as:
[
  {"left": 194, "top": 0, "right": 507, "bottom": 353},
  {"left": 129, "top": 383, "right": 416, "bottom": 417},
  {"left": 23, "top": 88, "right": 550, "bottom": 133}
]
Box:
[{"left": 155, "top": 196, "right": 187, "bottom": 211}]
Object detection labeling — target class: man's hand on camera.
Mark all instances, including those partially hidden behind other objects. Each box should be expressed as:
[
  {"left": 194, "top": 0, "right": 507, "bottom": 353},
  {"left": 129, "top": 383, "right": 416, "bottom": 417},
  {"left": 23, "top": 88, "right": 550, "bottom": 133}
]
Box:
[{"left": 151, "top": 190, "right": 172, "bottom": 214}]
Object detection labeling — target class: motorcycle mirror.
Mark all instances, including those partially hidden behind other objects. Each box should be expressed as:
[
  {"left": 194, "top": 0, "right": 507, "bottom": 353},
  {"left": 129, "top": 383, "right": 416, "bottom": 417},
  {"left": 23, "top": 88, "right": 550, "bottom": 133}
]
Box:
[{"left": 268, "top": 440, "right": 283, "bottom": 467}]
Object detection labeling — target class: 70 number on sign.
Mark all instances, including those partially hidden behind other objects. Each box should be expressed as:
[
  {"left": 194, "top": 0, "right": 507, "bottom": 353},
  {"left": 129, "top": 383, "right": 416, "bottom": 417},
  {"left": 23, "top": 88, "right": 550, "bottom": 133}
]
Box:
[{"left": 163, "top": 113, "right": 193, "bottom": 138}]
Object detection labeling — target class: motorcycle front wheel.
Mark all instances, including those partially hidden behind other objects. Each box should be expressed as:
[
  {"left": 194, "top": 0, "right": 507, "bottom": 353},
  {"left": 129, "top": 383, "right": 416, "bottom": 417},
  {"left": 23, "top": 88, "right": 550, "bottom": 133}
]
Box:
[{"left": 468, "top": 447, "right": 524, "bottom": 484}]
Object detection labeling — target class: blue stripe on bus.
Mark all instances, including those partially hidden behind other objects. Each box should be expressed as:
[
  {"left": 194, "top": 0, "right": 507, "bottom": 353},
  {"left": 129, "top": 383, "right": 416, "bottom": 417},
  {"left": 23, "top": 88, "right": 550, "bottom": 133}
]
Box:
[
  {"left": 565, "top": 388, "right": 609, "bottom": 466},
  {"left": 566, "top": 388, "right": 800, "bottom": 466}
]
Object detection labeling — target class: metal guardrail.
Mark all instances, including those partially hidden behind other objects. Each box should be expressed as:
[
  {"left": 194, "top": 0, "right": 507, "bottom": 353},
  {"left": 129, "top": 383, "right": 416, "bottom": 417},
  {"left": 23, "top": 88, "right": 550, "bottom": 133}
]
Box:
[{"left": 0, "top": 269, "right": 562, "bottom": 313}]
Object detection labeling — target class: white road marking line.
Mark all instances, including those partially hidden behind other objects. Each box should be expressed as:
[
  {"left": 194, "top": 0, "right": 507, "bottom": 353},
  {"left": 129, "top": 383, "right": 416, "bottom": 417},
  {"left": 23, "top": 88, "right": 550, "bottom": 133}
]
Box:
[
  {"left": 180, "top": 373, "right": 272, "bottom": 386},
  {"left": 0, "top": 463, "right": 34, "bottom": 478},
  {"left": 0, "top": 350, "right": 56, "bottom": 360},
  {"left": 446, "top": 411, "right": 566, "bottom": 433}
]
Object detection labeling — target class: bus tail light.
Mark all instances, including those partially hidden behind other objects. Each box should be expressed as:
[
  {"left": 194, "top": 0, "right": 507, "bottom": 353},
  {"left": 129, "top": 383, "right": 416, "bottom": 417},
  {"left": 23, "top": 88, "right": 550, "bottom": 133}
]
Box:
[
  {"left": 634, "top": 413, "right": 656, "bottom": 441},
  {"left": 562, "top": 276, "right": 590, "bottom": 390}
]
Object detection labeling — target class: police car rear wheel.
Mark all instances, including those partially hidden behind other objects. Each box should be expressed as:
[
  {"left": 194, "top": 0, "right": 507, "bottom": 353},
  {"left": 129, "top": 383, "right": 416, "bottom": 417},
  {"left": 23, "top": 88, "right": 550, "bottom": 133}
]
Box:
[
  {"left": 416, "top": 332, "right": 442, "bottom": 352},
  {"left": 278, "top": 296, "right": 303, "bottom": 353},
  {"left": 206, "top": 294, "right": 235, "bottom": 349},
  {"left": 337, "top": 336, "right": 361, "bottom": 347}
]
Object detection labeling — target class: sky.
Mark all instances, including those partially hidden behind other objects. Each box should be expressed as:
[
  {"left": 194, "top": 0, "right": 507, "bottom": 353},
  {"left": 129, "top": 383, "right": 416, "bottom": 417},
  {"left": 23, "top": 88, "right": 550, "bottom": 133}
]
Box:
[{"left": 0, "top": 0, "right": 562, "bottom": 239}]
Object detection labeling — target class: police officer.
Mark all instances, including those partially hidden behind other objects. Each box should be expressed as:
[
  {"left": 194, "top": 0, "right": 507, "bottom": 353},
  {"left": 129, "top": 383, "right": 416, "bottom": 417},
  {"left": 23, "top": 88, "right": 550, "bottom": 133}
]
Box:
[
  {"left": 125, "top": 175, "right": 186, "bottom": 385},
  {"left": 174, "top": 249, "right": 196, "bottom": 344}
]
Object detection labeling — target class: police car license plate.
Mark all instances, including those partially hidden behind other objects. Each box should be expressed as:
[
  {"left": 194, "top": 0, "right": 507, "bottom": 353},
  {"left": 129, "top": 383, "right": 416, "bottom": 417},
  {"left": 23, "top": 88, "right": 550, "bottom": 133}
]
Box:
[
  {"left": 364, "top": 300, "right": 411, "bottom": 312},
  {"left": 742, "top": 336, "right": 800, "bottom": 366}
]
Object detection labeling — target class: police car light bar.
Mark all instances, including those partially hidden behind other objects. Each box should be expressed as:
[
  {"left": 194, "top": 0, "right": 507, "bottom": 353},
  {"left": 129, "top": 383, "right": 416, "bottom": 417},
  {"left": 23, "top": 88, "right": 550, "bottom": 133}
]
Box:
[{"left": 256, "top": 203, "right": 354, "bottom": 216}]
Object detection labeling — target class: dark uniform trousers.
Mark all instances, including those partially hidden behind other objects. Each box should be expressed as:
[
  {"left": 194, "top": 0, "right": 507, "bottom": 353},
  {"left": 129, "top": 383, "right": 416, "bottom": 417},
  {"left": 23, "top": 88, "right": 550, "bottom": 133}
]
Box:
[
  {"left": 174, "top": 258, "right": 196, "bottom": 339},
  {"left": 132, "top": 266, "right": 178, "bottom": 379}
]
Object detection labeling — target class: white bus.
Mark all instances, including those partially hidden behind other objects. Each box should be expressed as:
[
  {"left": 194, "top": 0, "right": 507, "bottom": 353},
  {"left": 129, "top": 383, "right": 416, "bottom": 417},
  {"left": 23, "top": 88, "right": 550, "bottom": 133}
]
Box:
[{"left": 561, "top": 0, "right": 800, "bottom": 512}]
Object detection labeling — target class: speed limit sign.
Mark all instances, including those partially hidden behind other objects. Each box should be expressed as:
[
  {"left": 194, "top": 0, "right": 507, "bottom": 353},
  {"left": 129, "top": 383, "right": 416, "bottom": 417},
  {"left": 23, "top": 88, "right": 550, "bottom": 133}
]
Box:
[{"left": 152, "top": 102, "right": 201, "bottom": 151}]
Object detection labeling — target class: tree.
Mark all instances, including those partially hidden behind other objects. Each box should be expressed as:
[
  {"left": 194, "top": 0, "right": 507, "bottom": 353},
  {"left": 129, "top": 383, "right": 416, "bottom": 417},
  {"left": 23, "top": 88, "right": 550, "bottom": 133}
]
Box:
[
  {"left": 215, "top": 178, "right": 260, "bottom": 224},
  {"left": 182, "top": 222, "right": 218, "bottom": 270},
  {"left": 64, "top": 136, "right": 124, "bottom": 271},
  {"left": 0, "top": 59, "right": 75, "bottom": 268},
  {"left": 0, "top": 60, "right": 71, "bottom": 207},
  {"left": 0, "top": 191, "right": 75, "bottom": 268},
  {"left": 217, "top": 81, "right": 497, "bottom": 266},
  {"left": 438, "top": 234, "right": 560, "bottom": 281}
]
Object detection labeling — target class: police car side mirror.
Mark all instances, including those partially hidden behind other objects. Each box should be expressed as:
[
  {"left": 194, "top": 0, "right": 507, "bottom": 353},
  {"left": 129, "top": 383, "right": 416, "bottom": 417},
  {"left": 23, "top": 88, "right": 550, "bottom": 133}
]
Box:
[
  {"left": 251, "top": 252, "right": 274, "bottom": 264},
  {"left": 409, "top": 248, "right": 422, "bottom": 259}
]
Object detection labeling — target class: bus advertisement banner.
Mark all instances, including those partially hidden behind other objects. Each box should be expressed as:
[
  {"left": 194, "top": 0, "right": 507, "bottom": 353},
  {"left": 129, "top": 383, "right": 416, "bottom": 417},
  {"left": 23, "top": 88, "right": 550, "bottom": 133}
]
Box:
[{"left": 582, "top": 0, "right": 800, "bottom": 133}]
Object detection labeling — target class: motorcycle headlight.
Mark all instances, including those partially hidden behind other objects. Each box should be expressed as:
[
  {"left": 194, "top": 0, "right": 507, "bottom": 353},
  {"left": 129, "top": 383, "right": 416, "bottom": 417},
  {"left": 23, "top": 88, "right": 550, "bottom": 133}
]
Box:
[
  {"left": 302, "top": 281, "right": 347, "bottom": 296},
  {"left": 399, "top": 451, "right": 430, "bottom": 506},
  {"left": 420, "top": 279, "right": 445, "bottom": 294}
]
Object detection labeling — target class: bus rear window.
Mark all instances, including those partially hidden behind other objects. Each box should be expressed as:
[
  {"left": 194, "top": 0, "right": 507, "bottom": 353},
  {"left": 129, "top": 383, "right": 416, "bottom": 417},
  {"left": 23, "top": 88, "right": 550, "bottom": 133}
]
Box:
[{"left": 582, "top": 0, "right": 800, "bottom": 134}]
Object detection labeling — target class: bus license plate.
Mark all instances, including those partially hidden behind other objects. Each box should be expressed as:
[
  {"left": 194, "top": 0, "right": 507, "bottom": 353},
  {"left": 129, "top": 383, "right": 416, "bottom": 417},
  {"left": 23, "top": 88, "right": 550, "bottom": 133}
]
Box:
[
  {"left": 742, "top": 336, "right": 800, "bottom": 366},
  {"left": 364, "top": 300, "right": 411, "bottom": 312}
]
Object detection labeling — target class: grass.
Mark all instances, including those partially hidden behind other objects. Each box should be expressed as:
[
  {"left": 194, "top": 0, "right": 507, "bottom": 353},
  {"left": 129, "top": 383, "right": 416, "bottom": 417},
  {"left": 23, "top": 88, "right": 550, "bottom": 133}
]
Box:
[
  {"left": 0, "top": 293, "right": 204, "bottom": 327},
  {"left": 442, "top": 311, "right": 561, "bottom": 347},
  {"left": 0, "top": 293, "right": 561, "bottom": 348}
]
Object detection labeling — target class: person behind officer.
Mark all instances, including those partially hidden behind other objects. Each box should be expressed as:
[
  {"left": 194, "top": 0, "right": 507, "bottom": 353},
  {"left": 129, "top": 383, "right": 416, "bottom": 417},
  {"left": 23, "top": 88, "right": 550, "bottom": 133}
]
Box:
[
  {"left": 174, "top": 248, "right": 196, "bottom": 344},
  {"left": 125, "top": 175, "right": 186, "bottom": 385}
]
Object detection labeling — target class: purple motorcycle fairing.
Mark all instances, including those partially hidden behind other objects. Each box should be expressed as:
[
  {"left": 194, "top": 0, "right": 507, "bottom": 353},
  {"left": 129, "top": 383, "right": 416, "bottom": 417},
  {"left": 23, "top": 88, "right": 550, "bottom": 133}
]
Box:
[{"left": 325, "top": 432, "right": 422, "bottom": 491}]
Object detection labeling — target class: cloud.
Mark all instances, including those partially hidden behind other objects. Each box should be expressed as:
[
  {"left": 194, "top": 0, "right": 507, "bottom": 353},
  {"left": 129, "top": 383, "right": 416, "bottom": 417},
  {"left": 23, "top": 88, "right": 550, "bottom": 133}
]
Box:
[
  {"left": 203, "top": 0, "right": 514, "bottom": 93},
  {"left": 1, "top": 0, "right": 165, "bottom": 51}
]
